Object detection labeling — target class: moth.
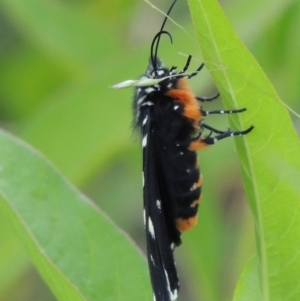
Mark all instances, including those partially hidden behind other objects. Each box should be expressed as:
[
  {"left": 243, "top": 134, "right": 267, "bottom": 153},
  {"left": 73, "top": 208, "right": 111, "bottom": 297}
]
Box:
[{"left": 113, "top": 1, "right": 253, "bottom": 300}]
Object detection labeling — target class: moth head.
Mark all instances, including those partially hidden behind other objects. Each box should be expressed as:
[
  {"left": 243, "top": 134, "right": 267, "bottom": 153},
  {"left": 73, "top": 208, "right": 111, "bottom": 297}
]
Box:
[
  {"left": 111, "top": 7, "right": 175, "bottom": 90},
  {"left": 111, "top": 59, "right": 175, "bottom": 90},
  {"left": 146, "top": 57, "right": 164, "bottom": 77}
]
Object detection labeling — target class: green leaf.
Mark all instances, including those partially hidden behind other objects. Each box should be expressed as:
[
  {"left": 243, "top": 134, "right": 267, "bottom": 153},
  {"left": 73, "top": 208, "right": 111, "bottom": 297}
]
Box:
[
  {"left": 0, "top": 207, "right": 29, "bottom": 294},
  {"left": 0, "top": 129, "right": 150, "bottom": 301},
  {"left": 233, "top": 256, "right": 261, "bottom": 301},
  {"left": 187, "top": 0, "right": 300, "bottom": 300}
]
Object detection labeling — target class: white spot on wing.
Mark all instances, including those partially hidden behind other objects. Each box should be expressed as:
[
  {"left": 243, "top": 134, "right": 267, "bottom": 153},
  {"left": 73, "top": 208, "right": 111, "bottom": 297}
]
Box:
[
  {"left": 137, "top": 95, "right": 146, "bottom": 105},
  {"left": 148, "top": 217, "right": 155, "bottom": 239},
  {"left": 150, "top": 255, "right": 155, "bottom": 265},
  {"left": 142, "top": 134, "right": 147, "bottom": 148},
  {"left": 164, "top": 267, "right": 178, "bottom": 300},
  {"left": 171, "top": 289, "right": 178, "bottom": 301},
  {"left": 141, "top": 101, "right": 154, "bottom": 107},
  {"left": 142, "top": 115, "right": 148, "bottom": 126},
  {"left": 156, "top": 199, "right": 161, "bottom": 210},
  {"left": 190, "top": 183, "right": 197, "bottom": 191},
  {"left": 145, "top": 87, "right": 155, "bottom": 94}
]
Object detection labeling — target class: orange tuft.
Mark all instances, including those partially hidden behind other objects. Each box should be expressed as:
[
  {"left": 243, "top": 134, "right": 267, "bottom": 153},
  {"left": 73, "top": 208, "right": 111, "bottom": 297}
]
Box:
[
  {"left": 190, "top": 174, "right": 203, "bottom": 191},
  {"left": 190, "top": 175, "right": 203, "bottom": 207},
  {"left": 198, "top": 173, "right": 203, "bottom": 187},
  {"left": 176, "top": 78, "right": 192, "bottom": 92},
  {"left": 176, "top": 215, "right": 198, "bottom": 232},
  {"left": 165, "top": 89, "right": 197, "bottom": 107},
  {"left": 190, "top": 197, "right": 202, "bottom": 208},
  {"left": 183, "top": 105, "right": 201, "bottom": 121},
  {"left": 188, "top": 140, "right": 208, "bottom": 151},
  {"left": 165, "top": 88, "right": 202, "bottom": 124}
]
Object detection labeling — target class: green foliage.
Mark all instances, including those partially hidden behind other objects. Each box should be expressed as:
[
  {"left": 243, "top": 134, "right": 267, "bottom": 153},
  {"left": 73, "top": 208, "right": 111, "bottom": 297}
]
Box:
[
  {"left": 0, "top": 0, "right": 300, "bottom": 300},
  {"left": 0, "top": 130, "right": 150, "bottom": 301},
  {"left": 188, "top": 1, "right": 300, "bottom": 301}
]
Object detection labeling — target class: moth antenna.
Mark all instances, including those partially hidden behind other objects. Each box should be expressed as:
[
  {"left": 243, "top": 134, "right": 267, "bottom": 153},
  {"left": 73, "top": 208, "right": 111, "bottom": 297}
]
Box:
[
  {"left": 151, "top": 0, "right": 177, "bottom": 73},
  {"left": 150, "top": 31, "right": 173, "bottom": 75},
  {"left": 144, "top": 0, "right": 196, "bottom": 42},
  {"left": 158, "top": 0, "right": 177, "bottom": 37}
]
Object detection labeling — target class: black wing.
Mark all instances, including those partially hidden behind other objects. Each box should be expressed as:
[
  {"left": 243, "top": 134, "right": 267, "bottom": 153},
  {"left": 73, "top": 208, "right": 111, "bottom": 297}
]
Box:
[{"left": 141, "top": 106, "right": 180, "bottom": 301}]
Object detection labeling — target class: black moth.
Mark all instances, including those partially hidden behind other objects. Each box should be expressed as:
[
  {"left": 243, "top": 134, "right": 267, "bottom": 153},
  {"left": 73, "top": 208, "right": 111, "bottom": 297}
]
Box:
[{"left": 113, "top": 1, "right": 253, "bottom": 300}]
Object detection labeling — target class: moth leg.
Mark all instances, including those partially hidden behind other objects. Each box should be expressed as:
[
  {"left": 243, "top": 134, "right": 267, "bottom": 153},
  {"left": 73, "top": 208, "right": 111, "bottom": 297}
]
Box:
[
  {"left": 179, "top": 55, "right": 192, "bottom": 74},
  {"left": 187, "top": 62, "right": 204, "bottom": 79},
  {"left": 201, "top": 107, "right": 246, "bottom": 116},
  {"left": 170, "top": 66, "right": 177, "bottom": 73},
  {"left": 201, "top": 123, "right": 229, "bottom": 134},
  {"left": 189, "top": 125, "right": 254, "bottom": 150},
  {"left": 178, "top": 58, "right": 205, "bottom": 79},
  {"left": 203, "top": 126, "right": 254, "bottom": 144}
]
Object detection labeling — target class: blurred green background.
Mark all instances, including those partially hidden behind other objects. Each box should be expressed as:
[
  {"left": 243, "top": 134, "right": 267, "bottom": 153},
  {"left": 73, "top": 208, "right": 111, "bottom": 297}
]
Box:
[{"left": 0, "top": 0, "right": 299, "bottom": 300}]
